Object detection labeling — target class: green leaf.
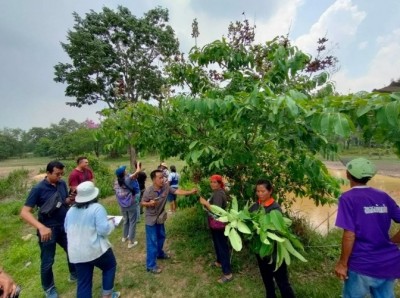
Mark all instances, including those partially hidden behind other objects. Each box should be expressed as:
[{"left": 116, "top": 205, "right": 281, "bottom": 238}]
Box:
[
  {"left": 285, "top": 95, "right": 299, "bottom": 117},
  {"left": 217, "top": 216, "right": 229, "bottom": 223},
  {"left": 333, "top": 113, "right": 351, "bottom": 137},
  {"left": 269, "top": 210, "right": 285, "bottom": 231},
  {"left": 191, "top": 149, "right": 203, "bottom": 163},
  {"left": 210, "top": 204, "right": 228, "bottom": 216},
  {"left": 231, "top": 196, "right": 238, "bottom": 212},
  {"left": 356, "top": 105, "right": 371, "bottom": 117},
  {"left": 188, "top": 140, "right": 198, "bottom": 150},
  {"left": 384, "top": 101, "right": 400, "bottom": 127},
  {"left": 224, "top": 225, "right": 231, "bottom": 237},
  {"left": 283, "top": 239, "right": 307, "bottom": 262},
  {"left": 237, "top": 221, "right": 252, "bottom": 234},
  {"left": 266, "top": 232, "right": 285, "bottom": 242},
  {"left": 228, "top": 228, "right": 243, "bottom": 251},
  {"left": 259, "top": 243, "right": 273, "bottom": 258},
  {"left": 283, "top": 217, "right": 292, "bottom": 227}
]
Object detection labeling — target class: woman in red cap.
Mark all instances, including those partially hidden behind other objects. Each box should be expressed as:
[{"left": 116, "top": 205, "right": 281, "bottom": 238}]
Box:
[{"left": 199, "top": 175, "right": 233, "bottom": 283}]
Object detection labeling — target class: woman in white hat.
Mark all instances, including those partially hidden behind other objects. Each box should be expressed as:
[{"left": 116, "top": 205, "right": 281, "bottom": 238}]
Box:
[{"left": 64, "top": 181, "right": 120, "bottom": 298}]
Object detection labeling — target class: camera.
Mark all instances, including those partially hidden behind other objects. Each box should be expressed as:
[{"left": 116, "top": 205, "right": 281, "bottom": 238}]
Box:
[{"left": 0, "top": 285, "right": 21, "bottom": 298}]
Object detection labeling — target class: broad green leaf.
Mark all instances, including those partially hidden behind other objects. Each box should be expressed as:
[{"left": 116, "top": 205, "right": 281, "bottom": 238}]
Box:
[
  {"left": 228, "top": 228, "right": 243, "bottom": 251},
  {"left": 191, "top": 149, "right": 203, "bottom": 163},
  {"left": 384, "top": 101, "right": 400, "bottom": 127},
  {"left": 210, "top": 204, "right": 228, "bottom": 216},
  {"left": 281, "top": 242, "right": 291, "bottom": 266},
  {"left": 269, "top": 210, "right": 285, "bottom": 231},
  {"left": 356, "top": 105, "right": 371, "bottom": 117},
  {"left": 283, "top": 217, "right": 292, "bottom": 227},
  {"left": 275, "top": 241, "right": 283, "bottom": 271},
  {"left": 188, "top": 140, "right": 198, "bottom": 150},
  {"left": 224, "top": 225, "right": 231, "bottom": 237},
  {"left": 320, "top": 112, "right": 333, "bottom": 135},
  {"left": 333, "top": 113, "right": 351, "bottom": 137},
  {"left": 283, "top": 239, "right": 307, "bottom": 262},
  {"left": 231, "top": 196, "right": 238, "bottom": 212},
  {"left": 285, "top": 95, "right": 299, "bottom": 117},
  {"left": 266, "top": 232, "right": 285, "bottom": 242},
  {"left": 217, "top": 216, "right": 229, "bottom": 223},
  {"left": 390, "top": 92, "right": 400, "bottom": 101},
  {"left": 259, "top": 243, "right": 273, "bottom": 258},
  {"left": 230, "top": 220, "right": 238, "bottom": 228},
  {"left": 237, "top": 221, "right": 252, "bottom": 234}
]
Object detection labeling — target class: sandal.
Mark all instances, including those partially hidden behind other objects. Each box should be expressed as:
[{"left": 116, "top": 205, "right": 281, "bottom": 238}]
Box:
[{"left": 218, "top": 275, "right": 233, "bottom": 284}]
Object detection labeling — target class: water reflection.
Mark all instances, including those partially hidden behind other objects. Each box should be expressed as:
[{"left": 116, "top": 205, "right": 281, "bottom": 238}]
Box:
[{"left": 289, "top": 169, "right": 400, "bottom": 234}]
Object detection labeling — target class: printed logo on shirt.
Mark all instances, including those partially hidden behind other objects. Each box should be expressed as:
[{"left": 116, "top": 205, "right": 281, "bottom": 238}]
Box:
[{"left": 364, "top": 204, "right": 388, "bottom": 214}]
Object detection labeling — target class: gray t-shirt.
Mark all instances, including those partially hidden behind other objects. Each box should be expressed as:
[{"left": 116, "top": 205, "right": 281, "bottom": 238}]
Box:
[{"left": 143, "top": 184, "right": 176, "bottom": 226}]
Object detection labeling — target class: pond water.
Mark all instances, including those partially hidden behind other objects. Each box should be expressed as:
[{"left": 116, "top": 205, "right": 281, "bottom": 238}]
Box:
[{"left": 290, "top": 169, "right": 400, "bottom": 234}]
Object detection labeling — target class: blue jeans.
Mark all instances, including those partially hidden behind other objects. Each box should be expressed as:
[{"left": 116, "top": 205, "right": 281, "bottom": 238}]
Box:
[
  {"left": 210, "top": 229, "right": 232, "bottom": 275},
  {"left": 343, "top": 270, "right": 395, "bottom": 298},
  {"left": 38, "top": 225, "right": 76, "bottom": 292},
  {"left": 121, "top": 204, "right": 137, "bottom": 242},
  {"left": 135, "top": 194, "right": 141, "bottom": 222},
  {"left": 74, "top": 248, "right": 117, "bottom": 298},
  {"left": 145, "top": 224, "right": 167, "bottom": 270}
]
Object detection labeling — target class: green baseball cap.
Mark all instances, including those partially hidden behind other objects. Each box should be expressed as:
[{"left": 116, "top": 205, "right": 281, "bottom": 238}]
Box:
[{"left": 346, "top": 158, "right": 377, "bottom": 179}]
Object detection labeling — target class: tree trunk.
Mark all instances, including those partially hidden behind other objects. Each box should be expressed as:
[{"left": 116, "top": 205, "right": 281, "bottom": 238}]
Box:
[{"left": 128, "top": 145, "right": 137, "bottom": 170}]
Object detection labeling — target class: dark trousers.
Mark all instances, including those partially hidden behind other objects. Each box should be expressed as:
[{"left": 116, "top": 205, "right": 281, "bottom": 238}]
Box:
[
  {"left": 210, "top": 229, "right": 232, "bottom": 275},
  {"left": 38, "top": 225, "right": 76, "bottom": 291},
  {"left": 256, "top": 255, "right": 296, "bottom": 298},
  {"left": 75, "top": 248, "right": 117, "bottom": 298}
]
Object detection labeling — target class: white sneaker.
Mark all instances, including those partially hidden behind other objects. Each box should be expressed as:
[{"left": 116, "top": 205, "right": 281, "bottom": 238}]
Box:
[
  {"left": 121, "top": 237, "right": 127, "bottom": 243},
  {"left": 128, "top": 241, "right": 138, "bottom": 248}
]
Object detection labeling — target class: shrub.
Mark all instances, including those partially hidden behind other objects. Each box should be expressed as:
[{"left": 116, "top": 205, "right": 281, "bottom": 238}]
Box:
[{"left": 0, "top": 169, "right": 30, "bottom": 200}]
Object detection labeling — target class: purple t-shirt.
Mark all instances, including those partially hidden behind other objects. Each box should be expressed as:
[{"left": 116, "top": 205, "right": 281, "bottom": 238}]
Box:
[{"left": 335, "top": 186, "right": 400, "bottom": 278}]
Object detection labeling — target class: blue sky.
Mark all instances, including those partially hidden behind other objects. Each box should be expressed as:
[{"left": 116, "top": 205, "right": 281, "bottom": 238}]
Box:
[{"left": 0, "top": 0, "right": 399, "bottom": 130}]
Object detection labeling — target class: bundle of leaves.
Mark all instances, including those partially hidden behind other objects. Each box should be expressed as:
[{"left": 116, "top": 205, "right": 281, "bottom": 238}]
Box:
[{"left": 210, "top": 196, "right": 306, "bottom": 270}]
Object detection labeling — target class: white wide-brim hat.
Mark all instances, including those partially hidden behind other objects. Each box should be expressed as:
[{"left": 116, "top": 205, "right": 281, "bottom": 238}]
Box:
[{"left": 75, "top": 181, "right": 99, "bottom": 203}]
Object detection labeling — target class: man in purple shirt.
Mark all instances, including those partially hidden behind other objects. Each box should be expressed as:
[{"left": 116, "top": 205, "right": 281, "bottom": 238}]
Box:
[{"left": 335, "top": 157, "right": 400, "bottom": 298}]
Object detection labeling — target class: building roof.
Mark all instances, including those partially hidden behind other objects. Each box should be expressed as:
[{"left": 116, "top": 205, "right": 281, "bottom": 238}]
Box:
[{"left": 373, "top": 80, "right": 400, "bottom": 93}]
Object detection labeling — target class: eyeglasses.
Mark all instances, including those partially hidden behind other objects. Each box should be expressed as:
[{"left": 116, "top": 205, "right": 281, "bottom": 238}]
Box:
[{"left": 52, "top": 171, "right": 64, "bottom": 177}]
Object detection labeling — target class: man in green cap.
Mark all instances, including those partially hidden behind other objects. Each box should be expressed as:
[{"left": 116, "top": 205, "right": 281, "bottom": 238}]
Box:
[{"left": 335, "top": 157, "right": 400, "bottom": 298}]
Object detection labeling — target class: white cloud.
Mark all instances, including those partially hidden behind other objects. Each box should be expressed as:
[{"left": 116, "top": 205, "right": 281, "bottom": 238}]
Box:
[
  {"left": 254, "top": 0, "right": 304, "bottom": 43},
  {"left": 358, "top": 41, "right": 368, "bottom": 50},
  {"left": 295, "top": 0, "right": 366, "bottom": 55},
  {"left": 334, "top": 28, "right": 400, "bottom": 93}
]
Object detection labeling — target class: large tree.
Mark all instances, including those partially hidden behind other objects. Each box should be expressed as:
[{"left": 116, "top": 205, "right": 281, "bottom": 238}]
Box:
[{"left": 54, "top": 6, "right": 180, "bottom": 109}]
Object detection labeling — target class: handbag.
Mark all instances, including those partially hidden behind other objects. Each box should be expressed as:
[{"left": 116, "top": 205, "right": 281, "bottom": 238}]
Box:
[
  {"left": 208, "top": 216, "right": 226, "bottom": 230},
  {"left": 40, "top": 191, "right": 63, "bottom": 216},
  {"left": 156, "top": 209, "right": 168, "bottom": 224}
]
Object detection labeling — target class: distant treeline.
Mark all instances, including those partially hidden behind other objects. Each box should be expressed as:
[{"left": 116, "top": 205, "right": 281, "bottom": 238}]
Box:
[{"left": 0, "top": 118, "right": 117, "bottom": 160}]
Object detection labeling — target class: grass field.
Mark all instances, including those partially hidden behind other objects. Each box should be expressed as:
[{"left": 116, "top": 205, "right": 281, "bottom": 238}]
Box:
[{"left": 1, "top": 154, "right": 400, "bottom": 297}]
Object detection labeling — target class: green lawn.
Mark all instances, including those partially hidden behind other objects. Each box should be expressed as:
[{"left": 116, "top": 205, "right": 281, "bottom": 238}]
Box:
[{"left": 1, "top": 154, "right": 400, "bottom": 297}]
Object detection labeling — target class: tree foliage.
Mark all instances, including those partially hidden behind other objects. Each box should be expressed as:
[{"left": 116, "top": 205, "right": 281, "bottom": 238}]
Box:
[
  {"left": 54, "top": 6, "right": 180, "bottom": 109},
  {"left": 97, "top": 18, "right": 400, "bottom": 208}
]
